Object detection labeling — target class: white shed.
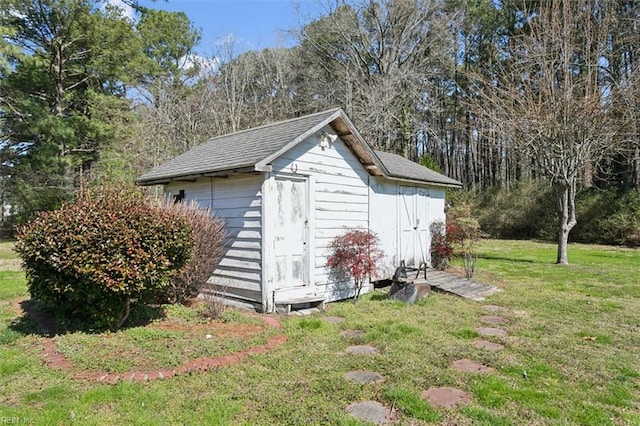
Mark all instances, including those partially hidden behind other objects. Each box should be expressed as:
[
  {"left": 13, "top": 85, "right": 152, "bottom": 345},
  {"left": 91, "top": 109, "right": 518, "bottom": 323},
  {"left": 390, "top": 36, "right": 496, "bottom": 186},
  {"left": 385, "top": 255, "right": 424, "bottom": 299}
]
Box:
[{"left": 136, "top": 108, "right": 462, "bottom": 312}]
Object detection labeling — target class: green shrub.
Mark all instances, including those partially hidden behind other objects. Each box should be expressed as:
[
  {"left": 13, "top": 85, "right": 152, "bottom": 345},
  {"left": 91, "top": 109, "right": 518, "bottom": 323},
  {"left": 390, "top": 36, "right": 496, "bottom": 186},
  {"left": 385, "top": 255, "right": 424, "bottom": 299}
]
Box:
[
  {"left": 155, "top": 201, "right": 225, "bottom": 306},
  {"left": 574, "top": 189, "right": 640, "bottom": 246},
  {"left": 14, "top": 187, "right": 193, "bottom": 330},
  {"left": 472, "top": 181, "right": 556, "bottom": 240},
  {"left": 453, "top": 183, "right": 640, "bottom": 246}
]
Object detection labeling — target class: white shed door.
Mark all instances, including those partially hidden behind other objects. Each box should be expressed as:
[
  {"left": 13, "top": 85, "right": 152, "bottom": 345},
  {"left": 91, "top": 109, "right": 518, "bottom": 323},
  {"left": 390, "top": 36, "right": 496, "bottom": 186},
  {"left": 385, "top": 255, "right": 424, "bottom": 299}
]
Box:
[
  {"left": 399, "top": 186, "right": 430, "bottom": 268},
  {"left": 273, "top": 177, "right": 308, "bottom": 289}
]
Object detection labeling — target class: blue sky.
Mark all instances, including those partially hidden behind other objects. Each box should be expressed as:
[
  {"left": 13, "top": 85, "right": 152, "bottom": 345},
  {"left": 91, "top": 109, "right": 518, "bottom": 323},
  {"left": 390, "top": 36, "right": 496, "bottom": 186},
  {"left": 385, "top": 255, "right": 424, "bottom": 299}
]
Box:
[{"left": 133, "top": 0, "right": 323, "bottom": 54}]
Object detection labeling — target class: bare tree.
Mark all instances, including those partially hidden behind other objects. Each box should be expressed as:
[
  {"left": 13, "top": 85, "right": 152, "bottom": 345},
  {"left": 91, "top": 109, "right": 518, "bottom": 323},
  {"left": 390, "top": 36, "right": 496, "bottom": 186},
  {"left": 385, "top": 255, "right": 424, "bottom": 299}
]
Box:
[
  {"left": 298, "top": 0, "right": 454, "bottom": 157},
  {"left": 472, "top": 0, "right": 619, "bottom": 264}
]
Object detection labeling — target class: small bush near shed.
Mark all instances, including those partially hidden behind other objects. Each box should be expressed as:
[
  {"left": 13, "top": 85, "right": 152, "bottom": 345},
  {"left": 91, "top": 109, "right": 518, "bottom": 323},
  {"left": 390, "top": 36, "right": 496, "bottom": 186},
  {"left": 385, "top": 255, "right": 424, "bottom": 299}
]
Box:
[
  {"left": 327, "top": 230, "right": 383, "bottom": 302},
  {"left": 14, "top": 187, "right": 193, "bottom": 330},
  {"left": 155, "top": 201, "right": 225, "bottom": 306}
]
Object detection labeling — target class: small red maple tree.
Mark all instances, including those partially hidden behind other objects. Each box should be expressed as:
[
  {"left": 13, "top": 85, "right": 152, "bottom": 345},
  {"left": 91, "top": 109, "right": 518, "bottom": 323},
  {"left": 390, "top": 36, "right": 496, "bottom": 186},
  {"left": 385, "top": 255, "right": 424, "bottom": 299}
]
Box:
[{"left": 326, "top": 230, "right": 383, "bottom": 302}]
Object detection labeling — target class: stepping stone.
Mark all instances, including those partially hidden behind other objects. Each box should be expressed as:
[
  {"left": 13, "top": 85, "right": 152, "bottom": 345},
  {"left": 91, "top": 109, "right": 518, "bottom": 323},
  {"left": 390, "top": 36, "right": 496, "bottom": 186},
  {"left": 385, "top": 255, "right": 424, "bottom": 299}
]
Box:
[
  {"left": 321, "top": 316, "right": 344, "bottom": 324},
  {"left": 345, "top": 345, "right": 378, "bottom": 355},
  {"left": 483, "top": 305, "right": 506, "bottom": 312},
  {"left": 452, "top": 359, "right": 494, "bottom": 374},
  {"left": 476, "top": 327, "right": 508, "bottom": 337},
  {"left": 340, "top": 330, "right": 365, "bottom": 339},
  {"left": 344, "top": 370, "right": 385, "bottom": 384},
  {"left": 421, "top": 387, "right": 472, "bottom": 408},
  {"left": 473, "top": 339, "right": 505, "bottom": 351},
  {"left": 480, "top": 315, "right": 509, "bottom": 325},
  {"left": 346, "top": 401, "right": 395, "bottom": 425}
]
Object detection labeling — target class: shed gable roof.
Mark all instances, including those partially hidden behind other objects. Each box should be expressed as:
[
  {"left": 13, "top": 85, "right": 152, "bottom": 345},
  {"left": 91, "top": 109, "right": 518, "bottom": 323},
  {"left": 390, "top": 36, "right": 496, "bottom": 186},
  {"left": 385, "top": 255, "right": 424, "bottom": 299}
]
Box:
[
  {"left": 136, "top": 108, "right": 347, "bottom": 184},
  {"left": 136, "top": 108, "right": 462, "bottom": 188}
]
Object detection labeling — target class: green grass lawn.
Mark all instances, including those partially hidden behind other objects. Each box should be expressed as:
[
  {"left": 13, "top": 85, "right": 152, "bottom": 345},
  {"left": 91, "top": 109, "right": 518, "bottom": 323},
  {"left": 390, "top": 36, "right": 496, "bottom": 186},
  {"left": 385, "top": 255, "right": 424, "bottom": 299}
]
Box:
[{"left": 1, "top": 240, "right": 639, "bottom": 425}]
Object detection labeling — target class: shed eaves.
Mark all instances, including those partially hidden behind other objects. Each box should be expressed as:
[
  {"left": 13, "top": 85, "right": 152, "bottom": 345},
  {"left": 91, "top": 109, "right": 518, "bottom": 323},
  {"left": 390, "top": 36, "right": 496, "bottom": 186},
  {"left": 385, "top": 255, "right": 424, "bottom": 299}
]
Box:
[
  {"left": 136, "top": 108, "right": 342, "bottom": 184},
  {"left": 374, "top": 150, "right": 463, "bottom": 187}
]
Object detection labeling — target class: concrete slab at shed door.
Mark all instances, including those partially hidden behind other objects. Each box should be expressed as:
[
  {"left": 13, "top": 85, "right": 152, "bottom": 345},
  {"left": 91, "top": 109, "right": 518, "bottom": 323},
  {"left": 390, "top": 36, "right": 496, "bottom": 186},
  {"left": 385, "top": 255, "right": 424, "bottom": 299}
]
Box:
[{"left": 273, "top": 176, "right": 309, "bottom": 290}]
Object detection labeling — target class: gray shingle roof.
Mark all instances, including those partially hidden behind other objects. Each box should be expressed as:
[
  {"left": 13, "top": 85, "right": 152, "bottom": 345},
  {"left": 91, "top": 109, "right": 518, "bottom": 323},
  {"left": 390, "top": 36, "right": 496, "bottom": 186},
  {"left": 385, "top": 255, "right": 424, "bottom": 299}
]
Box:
[
  {"left": 136, "top": 108, "right": 462, "bottom": 188},
  {"left": 374, "top": 150, "right": 462, "bottom": 187},
  {"left": 136, "top": 108, "right": 342, "bottom": 184}
]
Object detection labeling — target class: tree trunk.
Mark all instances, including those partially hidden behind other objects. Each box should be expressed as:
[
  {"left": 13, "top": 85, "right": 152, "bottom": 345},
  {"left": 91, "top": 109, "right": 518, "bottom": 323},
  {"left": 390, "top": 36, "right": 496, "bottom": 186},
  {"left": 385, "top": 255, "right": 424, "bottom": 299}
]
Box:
[
  {"left": 115, "top": 296, "right": 131, "bottom": 330},
  {"left": 555, "top": 181, "right": 577, "bottom": 265},
  {"left": 635, "top": 145, "right": 640, "bottom": 191}
]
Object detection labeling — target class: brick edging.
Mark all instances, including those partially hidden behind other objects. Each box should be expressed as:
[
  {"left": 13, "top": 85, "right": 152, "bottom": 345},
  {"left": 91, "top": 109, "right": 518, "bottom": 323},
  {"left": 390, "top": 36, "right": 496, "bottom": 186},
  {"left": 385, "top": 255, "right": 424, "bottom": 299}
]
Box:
[{"left": 40, "top": 314, "right": 286, "bottom": 384}]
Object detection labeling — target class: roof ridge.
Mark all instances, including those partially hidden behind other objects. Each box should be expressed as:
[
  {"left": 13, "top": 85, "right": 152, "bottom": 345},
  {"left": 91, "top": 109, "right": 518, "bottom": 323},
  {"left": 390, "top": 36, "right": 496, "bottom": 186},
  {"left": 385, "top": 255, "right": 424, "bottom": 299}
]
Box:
[{"left": 203, "top": 107, "right": 343, "bottom": 143}]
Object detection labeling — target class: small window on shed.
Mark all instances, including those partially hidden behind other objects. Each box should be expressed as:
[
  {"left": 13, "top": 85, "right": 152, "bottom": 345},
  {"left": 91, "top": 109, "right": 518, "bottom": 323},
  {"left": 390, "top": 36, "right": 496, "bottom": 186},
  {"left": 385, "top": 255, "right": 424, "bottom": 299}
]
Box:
[{"left": 173, "top": 190, "right": 185, "bottom": 204}]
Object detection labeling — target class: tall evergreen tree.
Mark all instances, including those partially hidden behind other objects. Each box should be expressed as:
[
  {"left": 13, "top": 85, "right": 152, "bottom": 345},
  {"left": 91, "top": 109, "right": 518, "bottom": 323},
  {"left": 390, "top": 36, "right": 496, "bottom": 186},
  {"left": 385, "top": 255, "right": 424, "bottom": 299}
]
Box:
[{"left": 0, "top": 0, "right": 145, "bottom": 220}]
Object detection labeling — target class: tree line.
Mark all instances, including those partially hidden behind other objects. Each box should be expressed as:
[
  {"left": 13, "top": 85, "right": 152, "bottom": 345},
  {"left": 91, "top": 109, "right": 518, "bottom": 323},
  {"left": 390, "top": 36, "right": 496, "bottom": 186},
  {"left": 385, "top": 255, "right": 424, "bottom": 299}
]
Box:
[{"left": 1, "top": 0, "right": 639, "bottom": 261}]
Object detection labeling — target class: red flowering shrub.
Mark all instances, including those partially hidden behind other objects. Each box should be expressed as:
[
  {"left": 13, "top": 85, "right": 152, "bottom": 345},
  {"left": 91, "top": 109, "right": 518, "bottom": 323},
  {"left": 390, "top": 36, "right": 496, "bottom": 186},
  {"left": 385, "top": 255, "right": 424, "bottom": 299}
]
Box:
[
  {"left": 327, "top": 230, "right": 383, "bottom": 302},
  {"left": 155, "top": 201, "right": 225, "bottom": 306},
  {"left": 429, "top": 221, "right": 452, "bottom": 270}
]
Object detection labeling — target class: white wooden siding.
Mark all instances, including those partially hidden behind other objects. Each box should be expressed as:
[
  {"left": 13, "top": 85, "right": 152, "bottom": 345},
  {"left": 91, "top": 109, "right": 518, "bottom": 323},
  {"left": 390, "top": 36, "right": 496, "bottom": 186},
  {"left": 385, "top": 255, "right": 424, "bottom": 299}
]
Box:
[
  {"left": 166, "top": 174, "right": 263, "bottom": 305},
  {"left": 369, "top": 177, "right": 399, "bottom": 278},
  {"left": 370, "top": 178, "right": 447, "bottom": 275},
  {"left": 163, "top": 132, "right": 450, "bottom": 310},
  {"left": 271, "top": 126, "right": 371, "bottom": 302}
]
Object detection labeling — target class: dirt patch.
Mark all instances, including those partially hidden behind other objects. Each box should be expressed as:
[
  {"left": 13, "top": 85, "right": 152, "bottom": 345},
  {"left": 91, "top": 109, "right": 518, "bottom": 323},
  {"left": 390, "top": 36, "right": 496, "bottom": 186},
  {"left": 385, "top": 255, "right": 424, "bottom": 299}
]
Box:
[{"left": 150, "top": 321, "right": 264, "bottom": 341}]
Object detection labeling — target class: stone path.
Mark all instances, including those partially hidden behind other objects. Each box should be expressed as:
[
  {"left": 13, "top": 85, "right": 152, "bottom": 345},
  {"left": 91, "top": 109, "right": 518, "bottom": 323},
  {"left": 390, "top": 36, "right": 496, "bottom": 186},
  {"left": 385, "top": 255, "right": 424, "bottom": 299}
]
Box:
[
  {"left": 477, "top": 327, "right": 509, "bottom": 337},
  {"left": 415, "top": 270, "right": 501, "bottom": 301},
  {"left": 480, "top": 315, "right": 509, "bottom": 325},
  {"left": 473, "top": 339, "right": 505, "bottom": 351},
  {"left": 339, "top": 331, "right": 394, "bottom": 423},
  {"left": 451, "top": 358, "right": 494, "bottom": 374},
  {"left": 336, "top": 302, "right": 509, "bottom": 425},
  {"left": 340, "top": 329, "right": 364, "bottom": 339},
  {"left": 421, "top": 387, "right": 472, "bottom": 408},
  {"left": 346, "top": 401, "right": 396, "bottom": 425},
  {"left": 339, "top": 304, "right": 513, "bottom": 422},
  {"left": 483, "top": 304, "right": 506, "bottom": 312},
  {"left": 344, "top": 370, "right": 385, "bottom": 384},
  {"left": 425, "top": 305, "right": 509, "bottom": 409},
  {"left": 345, "top": 345, "right": 378, "bottom": 355}
]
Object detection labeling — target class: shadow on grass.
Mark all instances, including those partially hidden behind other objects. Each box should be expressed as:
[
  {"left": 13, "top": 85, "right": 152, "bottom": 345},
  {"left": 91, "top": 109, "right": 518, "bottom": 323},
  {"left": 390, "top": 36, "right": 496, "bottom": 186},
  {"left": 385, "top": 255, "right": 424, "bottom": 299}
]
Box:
[
  {"left": 477, "top": 254, "right": 540, "bottom": 264},
  {"left": 368, "top": 292, "right": 390, "bottom": 302},
  {"left": 9, "top": 299, "right": 165, "bottom": 337}
]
